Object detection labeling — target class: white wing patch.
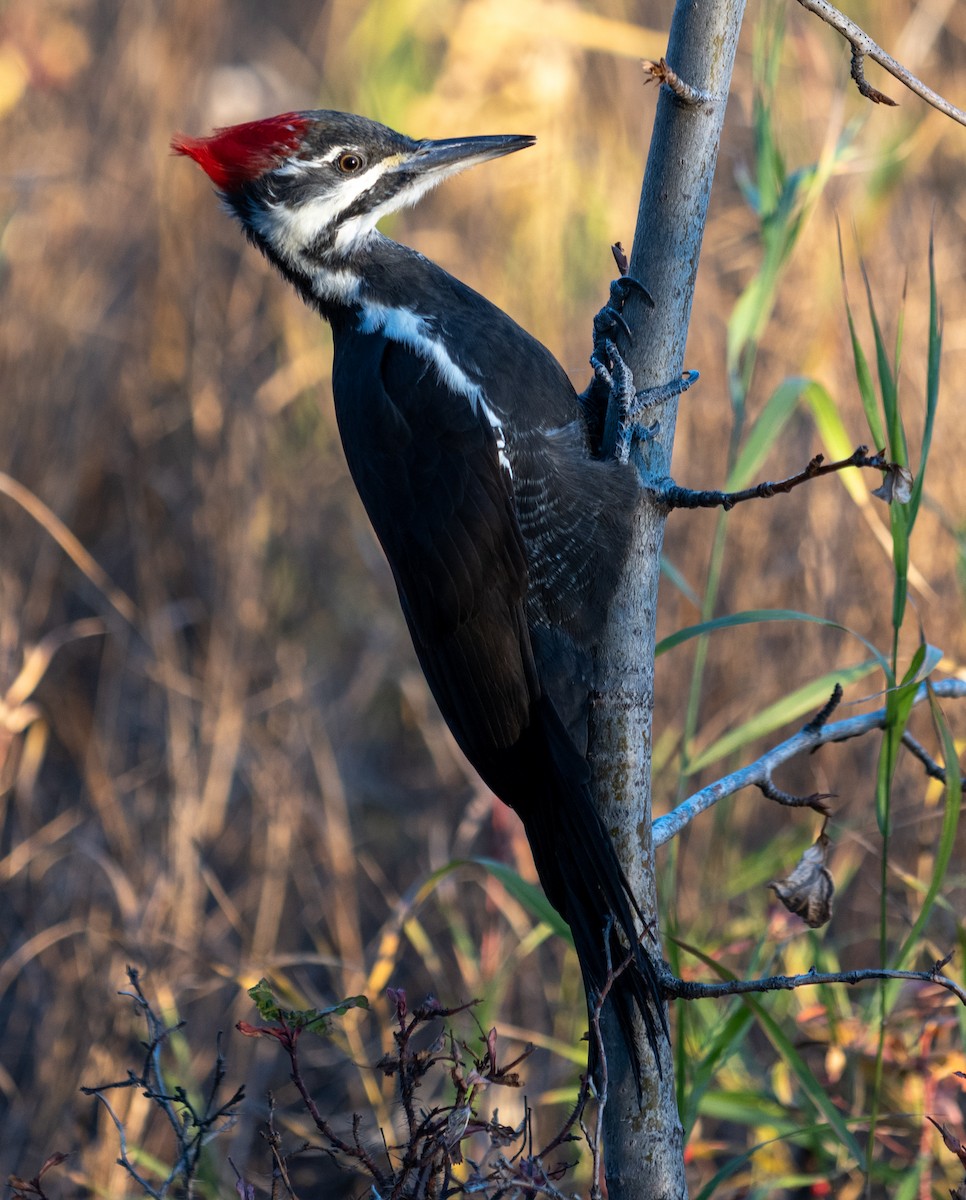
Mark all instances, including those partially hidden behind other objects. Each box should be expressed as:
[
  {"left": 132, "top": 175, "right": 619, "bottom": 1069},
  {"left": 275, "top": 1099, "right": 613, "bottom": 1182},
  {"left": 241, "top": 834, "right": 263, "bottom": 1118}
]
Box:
[{"left": 359, "top": 301, "right": 513, "bottom": 477}]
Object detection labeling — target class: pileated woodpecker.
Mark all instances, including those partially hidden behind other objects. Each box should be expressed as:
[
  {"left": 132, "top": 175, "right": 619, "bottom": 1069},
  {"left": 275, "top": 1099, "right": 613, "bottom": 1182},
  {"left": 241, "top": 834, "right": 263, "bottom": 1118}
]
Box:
[{"left": 173, "top": 110, "right": 666, "bottom": 1080}]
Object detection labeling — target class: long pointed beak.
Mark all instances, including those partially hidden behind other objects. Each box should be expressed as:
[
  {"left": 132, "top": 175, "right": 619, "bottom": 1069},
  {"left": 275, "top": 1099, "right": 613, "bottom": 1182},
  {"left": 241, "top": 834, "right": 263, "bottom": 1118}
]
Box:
[{"left": 411, "top": 133, "right": 536, "bottom": 176}]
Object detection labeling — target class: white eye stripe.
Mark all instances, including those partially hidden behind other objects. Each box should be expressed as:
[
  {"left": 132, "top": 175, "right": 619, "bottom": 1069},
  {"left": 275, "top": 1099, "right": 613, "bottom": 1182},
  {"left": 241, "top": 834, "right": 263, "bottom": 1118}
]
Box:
[{"left": 274, "top": 145, "right": 358, "bottom": 175}]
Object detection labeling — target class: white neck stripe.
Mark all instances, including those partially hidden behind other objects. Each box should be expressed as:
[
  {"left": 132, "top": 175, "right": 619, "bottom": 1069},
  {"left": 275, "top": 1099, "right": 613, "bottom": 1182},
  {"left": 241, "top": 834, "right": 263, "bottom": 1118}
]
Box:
[{"left": 357, "top": 301, "right": 512, "bottom": 477}]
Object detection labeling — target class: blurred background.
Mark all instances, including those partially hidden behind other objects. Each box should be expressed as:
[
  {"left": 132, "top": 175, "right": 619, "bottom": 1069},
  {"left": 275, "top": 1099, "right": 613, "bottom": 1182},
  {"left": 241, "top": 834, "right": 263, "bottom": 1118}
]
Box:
[{"left": 2, "top": 0, "right": 965, "bottom": 1196}]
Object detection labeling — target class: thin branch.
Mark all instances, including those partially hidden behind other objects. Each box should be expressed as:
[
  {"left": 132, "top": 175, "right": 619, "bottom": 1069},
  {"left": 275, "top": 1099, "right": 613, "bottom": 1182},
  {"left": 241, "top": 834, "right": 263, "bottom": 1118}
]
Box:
[
  {"left": 286, "top": 1031, "right": 390, "bottom": 1193},
  {"left": 662, "top": 953, "right": 966, "bottom": 1007},
  {"left": 849, "top": 43, "right": 896, "bottom": 108},
  {"left": 803, "top": 681, "right": 844, "bottom": 731},
  {"left": 86, "top": 1089, "right": 162, "bottom": 1200},
  {"left": 535, "top": 1076, "right": 590, "bottom": 1160},
  {"left": 659, "top": 445, "right": 889, "bottom": 510},
  {"left": 758, "top": 775, "right": 834, "bottom": 813},
  {"left": 82, "top": 967, "right": 244, "bottom": 1198},
  {"left": 902, "top": 729, "right": 949, "bottom": 783},
  {"left": 586, "top": 930, "right": 614, "bottom": 1200},
  {"left": 653, "top": 678, "right": 966, "bottom": 846},
  {"left": 794, "top": 0, "right": 966, "bottom": 127}
]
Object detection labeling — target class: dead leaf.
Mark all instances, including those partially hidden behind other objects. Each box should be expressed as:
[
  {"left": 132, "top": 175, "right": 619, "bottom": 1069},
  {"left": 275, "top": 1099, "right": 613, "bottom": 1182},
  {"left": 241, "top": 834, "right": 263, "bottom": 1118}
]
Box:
[
  {"left": 769, "top": 830, "right": 834, "bottom": 928},
  {"left": 872, "top": 463, "right": 913, "bottom": 504}
]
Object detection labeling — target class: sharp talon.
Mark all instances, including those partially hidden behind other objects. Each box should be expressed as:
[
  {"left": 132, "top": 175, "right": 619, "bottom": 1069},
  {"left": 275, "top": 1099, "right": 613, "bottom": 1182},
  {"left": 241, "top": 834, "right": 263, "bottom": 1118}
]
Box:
[
  {"left": 593, "top": 306, "right": 633, "bottom": 343},
  {"left": 610, "top": 310, "right": 632, "bottom": 340},
  {"left": 611, "top": 275, "right": 654, "bottom": 310}
]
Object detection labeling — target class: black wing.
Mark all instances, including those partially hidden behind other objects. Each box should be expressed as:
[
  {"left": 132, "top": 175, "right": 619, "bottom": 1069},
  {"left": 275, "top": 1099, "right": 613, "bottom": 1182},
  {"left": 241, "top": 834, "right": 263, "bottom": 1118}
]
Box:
[{"left": 331, "top": 325, "right": 540, "bottom": 782}]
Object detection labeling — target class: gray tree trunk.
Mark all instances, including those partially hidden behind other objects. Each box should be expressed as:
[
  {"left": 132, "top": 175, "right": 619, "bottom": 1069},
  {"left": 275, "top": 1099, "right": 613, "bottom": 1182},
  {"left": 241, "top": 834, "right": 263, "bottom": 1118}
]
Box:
[{"left": 587, "top": 2, "right": 749, "bottom": 1196}]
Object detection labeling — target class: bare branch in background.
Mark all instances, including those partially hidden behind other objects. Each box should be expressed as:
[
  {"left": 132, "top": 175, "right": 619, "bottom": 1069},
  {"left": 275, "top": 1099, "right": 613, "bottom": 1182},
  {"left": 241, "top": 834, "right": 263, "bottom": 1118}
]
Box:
[
  {"left": 81, "top": 968, "right": 243, "bottom": 1199},
  {"left": 653, "top": 679, "right": 966, "bottom": 846},
  {"left": 663, "top": 951, "right": 966, "bottom": 1007},
  {"left": 794, "top": 0, "right": 966, "bottom": 127},
  {"left": 660, "top": 445, "right": 895, "bottom": 511}
]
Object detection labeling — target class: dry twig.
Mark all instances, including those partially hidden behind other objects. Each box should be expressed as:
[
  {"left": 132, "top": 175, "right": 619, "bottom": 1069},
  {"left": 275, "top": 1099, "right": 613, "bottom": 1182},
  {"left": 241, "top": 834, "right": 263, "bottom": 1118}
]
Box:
[
  {"left": 664, "top": 951, "right": 966, "bottom": 1007},
  {"left": 794, "top": 0, "right": 966, "bottom": 126},
  {"left": 660, "top": 445, "right": 892, "bottom": 511},
  {"left": 653, "top": 679, "right": 966, "bottom": 846}
]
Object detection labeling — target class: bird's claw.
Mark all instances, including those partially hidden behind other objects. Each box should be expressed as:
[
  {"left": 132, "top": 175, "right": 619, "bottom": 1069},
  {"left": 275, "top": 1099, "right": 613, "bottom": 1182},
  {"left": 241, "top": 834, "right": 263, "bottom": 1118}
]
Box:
[
  {"left": 592, "top": 276, "right": 654, "bottom": 347},
  {"left": 582, "top": 275, "right": 685, "bottom": 461},
  {"left": 609, "top": 274, "right": 655, "bottom": 311},
  {"left": 594, "top": 305, "right": 632, "bottom": 342},
  {"left": 595, "top": 351, "right": 699, "bottom": 464}
]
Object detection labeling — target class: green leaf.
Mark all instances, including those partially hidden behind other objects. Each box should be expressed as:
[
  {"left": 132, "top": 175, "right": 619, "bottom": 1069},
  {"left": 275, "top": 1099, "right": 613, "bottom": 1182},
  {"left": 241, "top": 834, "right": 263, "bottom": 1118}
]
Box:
[
  {"left": 246, "top": 979, "right": 368, "bottom": 1034},
  {"left": 248, "top": 978, "right": 281, "bottom": 1021}
]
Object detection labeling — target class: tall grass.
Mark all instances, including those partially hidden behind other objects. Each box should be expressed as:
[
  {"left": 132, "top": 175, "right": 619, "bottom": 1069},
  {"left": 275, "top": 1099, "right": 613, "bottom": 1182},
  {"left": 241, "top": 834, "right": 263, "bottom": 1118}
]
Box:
[{"left": 1, "top": 1, "right": 965, "bottom": 1196}]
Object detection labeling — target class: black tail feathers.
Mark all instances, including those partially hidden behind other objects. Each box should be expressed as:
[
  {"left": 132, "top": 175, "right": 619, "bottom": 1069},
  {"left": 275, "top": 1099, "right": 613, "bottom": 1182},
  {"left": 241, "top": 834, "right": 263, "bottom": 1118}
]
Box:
[{"left": 517, "top": 699, "right": 668, "bottom": 1091}]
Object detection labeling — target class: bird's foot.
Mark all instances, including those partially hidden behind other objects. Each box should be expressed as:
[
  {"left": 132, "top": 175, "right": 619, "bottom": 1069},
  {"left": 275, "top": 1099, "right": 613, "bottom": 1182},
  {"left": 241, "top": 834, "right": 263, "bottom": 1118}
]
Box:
[
  {"left": 593, "top": 336, "right": 699, "bottom": 463},
  {"left": 592, "top": 275, "right": 655, "bottom": 346},
  {"left": 582, "top": 275, "right": 698, "bottom": 461},
  {"left": 580, "top": 276, "right": 654, "bottom": 452},
  {"left": 618, "top": 369, "right": 701, "bottom": 458}
]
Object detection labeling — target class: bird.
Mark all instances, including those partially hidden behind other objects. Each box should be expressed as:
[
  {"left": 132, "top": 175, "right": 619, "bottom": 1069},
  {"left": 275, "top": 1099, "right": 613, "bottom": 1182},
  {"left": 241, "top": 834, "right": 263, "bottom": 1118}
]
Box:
[{"left": 172, "top": 109, "right": 667, "bottom": 1085}]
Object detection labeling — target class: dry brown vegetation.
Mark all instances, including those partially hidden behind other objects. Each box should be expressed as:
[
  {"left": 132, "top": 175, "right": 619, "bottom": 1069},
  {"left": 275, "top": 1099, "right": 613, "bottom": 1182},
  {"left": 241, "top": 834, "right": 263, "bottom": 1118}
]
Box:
[{"left": 2, "top": 0, "right": 966, "bottom": 1196}]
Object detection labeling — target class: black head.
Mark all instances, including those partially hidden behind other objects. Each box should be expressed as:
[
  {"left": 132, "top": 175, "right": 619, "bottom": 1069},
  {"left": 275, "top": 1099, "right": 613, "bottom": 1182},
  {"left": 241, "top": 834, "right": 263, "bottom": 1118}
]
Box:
[{"left": 173, "top": 109, "right": 535, "bottom": 261}]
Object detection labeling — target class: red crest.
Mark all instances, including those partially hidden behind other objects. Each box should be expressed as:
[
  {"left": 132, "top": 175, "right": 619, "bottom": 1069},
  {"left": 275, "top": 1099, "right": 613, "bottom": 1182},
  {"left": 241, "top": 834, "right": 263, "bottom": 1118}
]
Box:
[{"left": 171, "top": 112, "right": 311, "bottom": 190}]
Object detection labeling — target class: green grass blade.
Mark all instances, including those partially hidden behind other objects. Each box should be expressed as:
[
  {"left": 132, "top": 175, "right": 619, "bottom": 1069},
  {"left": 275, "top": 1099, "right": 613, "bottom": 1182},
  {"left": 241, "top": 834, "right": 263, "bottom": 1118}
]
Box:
[
  {"left": 461, "top": 857, "right": 570, "bottom": 940},
  {"left": 657, "top": 608, "right": 889, "bottom": 675},
  {"left": 874, "top": 643, "right": 928, "bottom": 832},
  {"left": 861, "top": 261, "right": 907, "bottom": 466},
  {"left": 660, "top": 554, "right": 701, "bottom": 606},
  {"left": 681, "top": 1004, "right": 756, "bottom": 1135},
  {"left": 726, "top": 377, "right": 809, "bottom": 490},
  {"left": 692, "top": 1118, "right": 858, "bottom": 1200},
  {"left": 747, "top": 1000, "right": 866, "bottom": 1166},
  {"left": 891, "top": 686, "right": 961, "bottom": 971},
  {"left": 906, "top": 233, "right": 942, "bottom": 529},
  {"left": 804, "top": 380, "right": 887, "bottom": 509},
  {"left": 841, "top": 258, "right": 886, "bottom": 449},
  {"left": 675, "top": 938, "right": 865, "bottom": 1166}
]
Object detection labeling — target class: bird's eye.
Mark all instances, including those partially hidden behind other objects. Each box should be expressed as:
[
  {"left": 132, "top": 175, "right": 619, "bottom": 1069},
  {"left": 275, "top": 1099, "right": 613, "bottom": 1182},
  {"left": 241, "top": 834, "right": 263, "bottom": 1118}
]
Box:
[{"left": 337, "top": 152, "right": 365, "bottom": 173}]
